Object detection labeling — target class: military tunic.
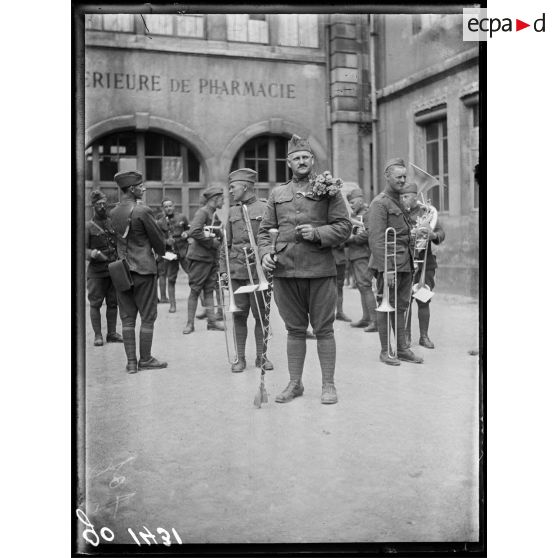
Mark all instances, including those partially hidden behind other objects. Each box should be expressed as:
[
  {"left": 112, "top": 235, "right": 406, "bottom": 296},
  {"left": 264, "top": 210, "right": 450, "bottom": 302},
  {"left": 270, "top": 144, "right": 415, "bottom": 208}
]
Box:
[
  {"left": 346, "top": 205, "right": 373, "bottom": 290},
  {"left": 220, "top": 196, "right": 270, "bottom": 348},
  {"left": 186, "top": 205, "right": 221, "bottom": 295},
  {"left": 258, "top": 177, "right": 351, "bottom": 337},
  {"left": 367, "top": 190, "right": 413, "bottom": 309},
  {"left": 157, "top": 212, "right": 190, "bottom": 283},
  {"left": 110, "top": 199, "right": 166, "bottom": 327},
  {"left": 407, "top": 203, "right": 445, "bottom": 297},
  {"left": 85, "top": 217, "right": 118, "bottom": 309}
]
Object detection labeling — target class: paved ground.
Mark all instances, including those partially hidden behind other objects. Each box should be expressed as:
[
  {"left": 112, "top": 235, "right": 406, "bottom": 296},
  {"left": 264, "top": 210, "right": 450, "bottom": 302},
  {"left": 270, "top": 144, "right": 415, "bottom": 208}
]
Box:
[{"left": 81, "top": 274, "right": 480, "bottom": 546}]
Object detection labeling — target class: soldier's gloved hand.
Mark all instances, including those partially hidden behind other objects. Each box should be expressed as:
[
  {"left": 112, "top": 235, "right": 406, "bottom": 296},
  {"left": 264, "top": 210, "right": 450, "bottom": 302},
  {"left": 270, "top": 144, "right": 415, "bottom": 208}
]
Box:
[
  {"left": 386, "top": 271, "right": 396, "bottom": 288},
  {"left": 296, "top": 224, "right": 318, "bottom": 242},
  {"left": 261, "top": 253, "right": 276, "bottom": 272}
]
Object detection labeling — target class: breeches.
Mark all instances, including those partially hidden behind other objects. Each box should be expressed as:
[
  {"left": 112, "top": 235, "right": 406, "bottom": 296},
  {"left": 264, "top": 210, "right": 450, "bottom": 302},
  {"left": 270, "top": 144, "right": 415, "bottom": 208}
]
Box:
[
  {"left": 163, "top": 258, "right": 188, "bottom": 283},
  {"left": 186, "top": 259, "right": 218, "bottom": 295},
  {"left": 115, "top": 272, "right": 158, "bottom": 328},
  {"left": 273, "top": 276, "right": 336, "bottom": 339},
  {"left": 373, "top": 270, "right": 413, "bottom": 310},
  {"left": 230, "top": 278, "right": 269, "bottom": 324},
  {"left": 352, "top": 257, "right": 372, "bottom": 289},
  {"left": 87, "top": 276, "right": 118, "bottom": 309}
]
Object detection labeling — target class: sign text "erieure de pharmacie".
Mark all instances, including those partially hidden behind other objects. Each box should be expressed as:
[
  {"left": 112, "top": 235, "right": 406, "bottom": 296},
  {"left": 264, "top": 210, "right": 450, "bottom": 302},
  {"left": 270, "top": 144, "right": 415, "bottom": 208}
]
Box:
[{"left": 85, "top": 72, "right": 297, "bottom": 99}]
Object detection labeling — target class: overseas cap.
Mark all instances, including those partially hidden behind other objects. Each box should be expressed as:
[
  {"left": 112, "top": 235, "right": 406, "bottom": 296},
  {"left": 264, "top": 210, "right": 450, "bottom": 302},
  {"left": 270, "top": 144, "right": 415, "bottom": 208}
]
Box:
[
  {"left": 287, "top": 134, "right": 313, "bottom": 155},
  {"left": 384, "top": 158, "right": 406, "bottom": 174},
  {"left": 400, "top": 182, "right": 418, "bottom": 194},
  {"left": 202, "top": 185, "right": 224, "bottom": 201},
  {"left": 229, "top": 168, "right": 257, "bottom": 184},
  {"left": 90, "top": 190, "right": 107, "bottom": 204},
  {"left": 347, "top": 187, "right": 364, "bottom": 201},
  {"left": 114, "top": 170, "right": 143, "bottom": 189}
]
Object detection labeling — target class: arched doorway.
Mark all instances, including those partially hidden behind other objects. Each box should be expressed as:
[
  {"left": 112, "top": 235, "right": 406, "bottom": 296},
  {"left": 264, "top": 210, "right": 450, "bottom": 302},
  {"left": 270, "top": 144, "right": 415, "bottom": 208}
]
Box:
[
  {"left": 85, "top": 130, "right": 204, "bottom": 219},
  {"left": 230, "top": 134, "right": 292, "bottom": 199}
]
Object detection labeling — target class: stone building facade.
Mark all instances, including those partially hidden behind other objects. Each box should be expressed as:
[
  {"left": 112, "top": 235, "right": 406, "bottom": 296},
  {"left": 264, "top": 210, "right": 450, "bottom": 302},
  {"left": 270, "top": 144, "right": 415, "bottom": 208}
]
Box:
[{"left": 82, "top": 12, "right": 480, "bottom": 296}]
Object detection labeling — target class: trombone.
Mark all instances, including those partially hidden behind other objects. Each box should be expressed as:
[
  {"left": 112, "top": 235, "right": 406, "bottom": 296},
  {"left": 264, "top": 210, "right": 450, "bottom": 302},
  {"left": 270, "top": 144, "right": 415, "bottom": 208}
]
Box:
[
  {"left": 233, "top": 204, "right": 269, "bottom": 295},
  {"left": 376, "top": 227, "right": 398, "bottom": 358},
  {"left": 218, "top": 225, "right": 241, "bottom": 365}
]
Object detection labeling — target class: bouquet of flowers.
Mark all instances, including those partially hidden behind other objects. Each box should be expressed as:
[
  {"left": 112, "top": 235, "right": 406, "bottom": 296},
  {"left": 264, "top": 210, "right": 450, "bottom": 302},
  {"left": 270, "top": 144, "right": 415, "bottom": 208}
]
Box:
[{"left": 309, "top": 171, "right": 343, "bottom": 198}]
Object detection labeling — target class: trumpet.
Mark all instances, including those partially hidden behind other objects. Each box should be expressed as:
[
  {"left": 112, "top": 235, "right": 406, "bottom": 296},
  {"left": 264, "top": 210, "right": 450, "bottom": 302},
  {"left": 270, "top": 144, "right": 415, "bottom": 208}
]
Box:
[
  {"left": 203, "top": 224, "right": 222, "bottom": 238},
  {"left": 351, "top": 215, "right": 365, "bottom": 235},
  {"left": 376, "top": 227, "right": 398, "bottom": 358}
]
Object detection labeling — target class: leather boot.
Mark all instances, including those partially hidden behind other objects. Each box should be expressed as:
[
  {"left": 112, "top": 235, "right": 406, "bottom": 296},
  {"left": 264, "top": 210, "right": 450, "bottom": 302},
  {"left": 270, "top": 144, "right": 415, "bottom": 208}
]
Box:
[
  {"left": 106, "top": 305, "right": 119, "bottom": 340},
  {"left": 231, "top": 357, "right": 246, "bottom": 373},
  {"left": 363, "top": 288, "right": 377, "bottom": 332},
  {"left": 168, "top": 282, "right": 176, "bottom": 313},
  {"left": 418, "top": 303, "right": 434, "bottom": 348},
  {"left": 275, "top": 380, "right": 304, "bottom": 403},
  {"left": 351, "top": 290, "right": 370, "bottom": 328},
  {"left": 336, "top": 289, "right": 351, "bottom": 322},
  {"left": 158, "top": 277, "right": 169, "bottom": 303},
  {"left": 138, "top": 356, "right": 168, "bottom": 370},
  {"left": 321, "top": 383, "right": 338, "bottom": 404},
  {"left": 122, "top": 326, "right": 137, "bottom": 372},
  {"left": 182, "top": 292, "right": 198, "bottom": 334},
  {"left": 90, "top": 307, "right": 103, "bottom": 345},
  {"left": 276, "top": 334, "right": 306, "bottom": 402},
  {"left": 205, "top": 291, "right": 224, "bottom": 331},
  {"left": 377, "top": 312, "right": 400, "bottom": 366},
  {"left": 106, "top": 332, "right": 123, "bottom": 343},
  {"left": 419, "top": 336, "right": 435, "bottom": 349},
  {"left": 255, "top": 356, "right": 274, "bottom": 370},
  {"left": 397, "top": 309, "right": 422, "bottom": 362},
  {"left": 397, "top": 348, "right": 424, "bottom": 363}
]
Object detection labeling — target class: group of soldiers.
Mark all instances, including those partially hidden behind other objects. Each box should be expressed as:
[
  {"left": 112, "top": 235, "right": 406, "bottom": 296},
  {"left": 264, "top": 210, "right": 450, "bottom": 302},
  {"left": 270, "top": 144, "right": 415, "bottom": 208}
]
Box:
[{"left": 85, "top": 134, "right": 444, "bottom": 402}]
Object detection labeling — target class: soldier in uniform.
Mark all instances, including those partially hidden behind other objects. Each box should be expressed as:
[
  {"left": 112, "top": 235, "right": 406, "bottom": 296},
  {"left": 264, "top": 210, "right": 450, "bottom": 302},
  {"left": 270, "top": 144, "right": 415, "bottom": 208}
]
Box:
[
  {"left": 346, "top": 187, "right": 378, "bottom": 332},
  {"left": 258, "top": 135, "right": 352, "bottom": 405},
  {"left": 85, "top": 190, "right": 123, "bottom": 346},
  {"left": 156, "top": 199, "right": 190, "bottom": 313},
  {"left": 400, "top": 182, "right": 445, "bottom": 349},
  {"left": 220, "top": 168, "right": 274, "bottom": 373},
  {"left": 368, "top": 158, "right": 423, "bottom": 366},
  {"left": 332, "top": 244, "right": 352, "bottom": 322},
  {"left": 182, "top": 185, "right": 225, "bottom": 334},
  {"left": 110, "top": 171, "right": 168, "bottom": 374}
]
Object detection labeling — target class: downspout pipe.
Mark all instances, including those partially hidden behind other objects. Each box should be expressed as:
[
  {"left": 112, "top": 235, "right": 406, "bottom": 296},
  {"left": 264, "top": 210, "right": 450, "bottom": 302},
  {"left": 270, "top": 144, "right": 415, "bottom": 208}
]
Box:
[{"left": 369, "top": 14, "right": 379, "bottom": 200}]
